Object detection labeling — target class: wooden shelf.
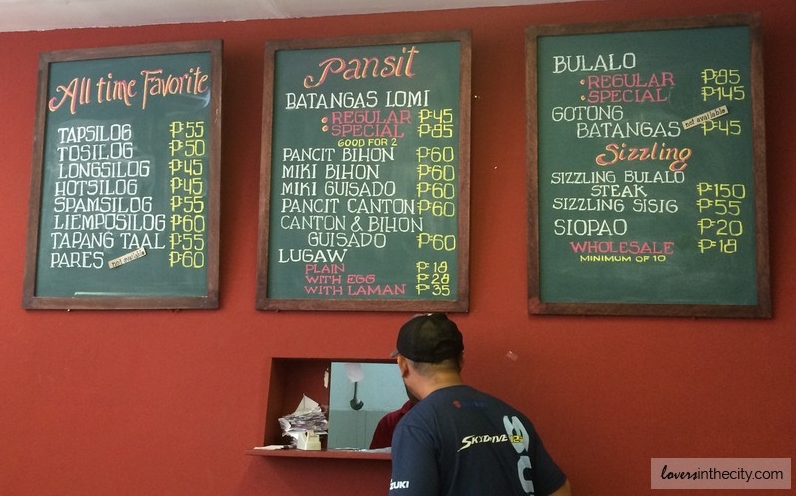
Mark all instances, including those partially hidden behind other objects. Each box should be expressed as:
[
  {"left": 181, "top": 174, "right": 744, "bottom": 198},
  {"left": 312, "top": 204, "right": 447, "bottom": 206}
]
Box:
[{"left": 246, "top": 448, "right": 390, "bottom": 460}]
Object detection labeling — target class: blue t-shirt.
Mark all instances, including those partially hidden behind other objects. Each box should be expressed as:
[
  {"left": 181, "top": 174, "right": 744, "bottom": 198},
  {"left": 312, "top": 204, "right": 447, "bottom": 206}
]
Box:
[{"left": 389, "top": 385, "right": 566, "bottom": 496}]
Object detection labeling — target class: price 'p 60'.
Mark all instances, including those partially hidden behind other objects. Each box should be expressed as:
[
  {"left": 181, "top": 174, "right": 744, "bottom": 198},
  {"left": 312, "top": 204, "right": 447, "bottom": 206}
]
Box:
[{"left": 416, "top": 233, "right": 456, "bottom": 251}]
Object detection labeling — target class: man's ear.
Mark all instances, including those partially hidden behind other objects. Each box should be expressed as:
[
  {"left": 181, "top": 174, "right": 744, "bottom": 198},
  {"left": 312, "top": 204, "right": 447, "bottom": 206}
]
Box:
[{"left": 397, "top": 355, "right": 410, "bottom": 378}]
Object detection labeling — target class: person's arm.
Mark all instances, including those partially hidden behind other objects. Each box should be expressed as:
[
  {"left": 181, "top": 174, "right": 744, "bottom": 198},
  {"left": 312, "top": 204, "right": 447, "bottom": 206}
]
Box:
[
  {"left": 389, "top": 423, "right": 438, "bottom": 495},
  {"left": 369, "top": 416, "right": 391, "bottom": 449},
  {"left": 548, "top": 478, "right": 572, "bottom": 496}
]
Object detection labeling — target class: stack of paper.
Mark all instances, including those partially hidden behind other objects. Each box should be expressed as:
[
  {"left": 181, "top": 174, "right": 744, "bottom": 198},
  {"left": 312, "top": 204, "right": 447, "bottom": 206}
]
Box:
[{"left": 278, "top": 395, "right": 328, "bottom": 445}]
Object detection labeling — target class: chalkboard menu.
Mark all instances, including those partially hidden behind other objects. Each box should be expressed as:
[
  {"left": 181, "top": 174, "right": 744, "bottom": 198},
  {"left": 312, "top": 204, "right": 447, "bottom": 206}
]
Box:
[
  {"left": 23, "top": 41, "right": 222, "bottom": 310},
  {"left": 526, "top": 14, "right": 770, "bottom": 317},
  {"left": 256, "top": 31, "right": 471, "bottom": 311}
]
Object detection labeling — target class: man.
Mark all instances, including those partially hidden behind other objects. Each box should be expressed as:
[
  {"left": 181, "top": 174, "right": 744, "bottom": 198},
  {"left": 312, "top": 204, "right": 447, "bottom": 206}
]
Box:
[
  {"left": 388, "top": 313, "right": 572, "bottom": 496},
  {"left": 369, "top": 389, "right": 418, "bottom": 449}
]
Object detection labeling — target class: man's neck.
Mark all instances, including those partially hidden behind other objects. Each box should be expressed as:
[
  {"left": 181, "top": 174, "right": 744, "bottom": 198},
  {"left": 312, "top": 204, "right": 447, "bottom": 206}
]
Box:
[{"left": 418, "top": 372, "right": 464, "bottom": 399}]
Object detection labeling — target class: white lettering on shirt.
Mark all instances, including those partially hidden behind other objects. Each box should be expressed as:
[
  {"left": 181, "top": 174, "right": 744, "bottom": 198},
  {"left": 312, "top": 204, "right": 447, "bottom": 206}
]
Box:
[{"left": 503, "top": 415, "right": 535, "bottom": 494}]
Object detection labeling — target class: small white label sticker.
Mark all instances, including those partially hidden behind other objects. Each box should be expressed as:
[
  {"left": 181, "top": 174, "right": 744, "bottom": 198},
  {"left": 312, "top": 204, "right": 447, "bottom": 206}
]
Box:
[
  {"left": 682, "top": 105, "right": 729, "bottom": 130},
  {"left": 108, "top": 247, "right": 147, "bottom": 269}
]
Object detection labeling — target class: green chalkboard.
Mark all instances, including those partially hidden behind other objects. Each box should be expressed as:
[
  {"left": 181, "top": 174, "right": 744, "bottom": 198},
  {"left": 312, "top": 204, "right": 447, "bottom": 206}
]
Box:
[
  {"left": 23, "top": 41, "right": 222, "bottom": 310},
  {"left": 527, "top": 14, "right": 770, "bottom": 317},
  {"left": 256, "top": 31, "right": 471, "bottom": 311}
]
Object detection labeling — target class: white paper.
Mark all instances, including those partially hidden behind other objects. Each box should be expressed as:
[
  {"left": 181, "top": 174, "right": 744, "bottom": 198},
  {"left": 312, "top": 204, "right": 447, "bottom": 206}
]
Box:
[
  {"left": 293, "top": 394, "right": 321, "bottom": 415},
  {"left": 278, "top": 394, "right": 328, "bottom": 442}
]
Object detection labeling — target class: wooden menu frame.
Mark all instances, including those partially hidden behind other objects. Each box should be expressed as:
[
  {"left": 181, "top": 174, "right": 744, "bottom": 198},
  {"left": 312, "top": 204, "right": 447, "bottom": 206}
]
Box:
[
  {"left": 526, "top": 14, "right": 770, "bottom": 318},
  {"left": 23, "top": 41, "right": 222, "bottom": 310},
  {"left": 256, "top": 31, "right": 471, "bottom": 312}
]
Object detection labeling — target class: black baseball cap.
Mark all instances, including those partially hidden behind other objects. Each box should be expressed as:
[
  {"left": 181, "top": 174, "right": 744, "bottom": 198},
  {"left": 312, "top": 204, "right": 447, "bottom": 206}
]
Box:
[{"left": 392, "top": 313, "right": 464, "bottom": 363}]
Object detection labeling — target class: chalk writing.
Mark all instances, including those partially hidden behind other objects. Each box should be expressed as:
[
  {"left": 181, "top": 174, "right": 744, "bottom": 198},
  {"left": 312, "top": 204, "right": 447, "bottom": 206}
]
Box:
[
  {"left": 28, "top": 44, "right": 219, "bottom": 307},
  {"left": 532, "top": 20, "right": 763, "bottom": 310},
  {"left": 263, "top": 37, "right": 466, "bottom": 305}
]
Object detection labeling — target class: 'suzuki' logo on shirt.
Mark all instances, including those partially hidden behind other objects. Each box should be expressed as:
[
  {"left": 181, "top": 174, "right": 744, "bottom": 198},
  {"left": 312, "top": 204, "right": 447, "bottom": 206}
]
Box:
[{"left": 389, "top": 479, "right": 409, "bottom": 490}]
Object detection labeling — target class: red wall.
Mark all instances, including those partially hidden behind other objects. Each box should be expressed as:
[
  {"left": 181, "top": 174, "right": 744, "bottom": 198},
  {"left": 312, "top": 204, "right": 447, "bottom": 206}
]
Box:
[{"left": 1, "top": 0, "right": 793, "bottom": 494}]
